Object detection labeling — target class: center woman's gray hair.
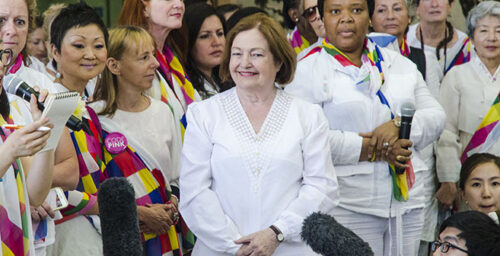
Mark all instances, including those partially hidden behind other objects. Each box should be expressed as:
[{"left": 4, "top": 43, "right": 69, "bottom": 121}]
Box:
[{"left": 466, "top": 1, "right": 500, "bottom": 38}]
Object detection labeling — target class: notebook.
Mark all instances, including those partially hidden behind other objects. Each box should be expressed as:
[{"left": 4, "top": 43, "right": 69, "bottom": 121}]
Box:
[{"left": 40, "top": 91, "right": 80, "bottom": 152}]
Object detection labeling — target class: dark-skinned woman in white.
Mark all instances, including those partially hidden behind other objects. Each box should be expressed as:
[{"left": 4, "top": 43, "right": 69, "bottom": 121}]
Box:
[{"left": 286, "top": 0, "right": 445, "bottom": 254}]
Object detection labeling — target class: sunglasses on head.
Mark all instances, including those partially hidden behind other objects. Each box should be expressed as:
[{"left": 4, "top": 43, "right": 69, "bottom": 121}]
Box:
[{"left": 301, "top": 6, "right": 319, "bottom": 22}]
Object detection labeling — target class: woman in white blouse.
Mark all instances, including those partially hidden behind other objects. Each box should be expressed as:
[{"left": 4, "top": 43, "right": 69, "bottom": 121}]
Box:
[
  {"left": 179, "top": 13, "right": 338, "bottom": 256},
  {"left": 437, "top": 1, "right": 500, "bottom": 211},
  {"left": 286, "top": 0, "right": 445, "bottom": 254}
]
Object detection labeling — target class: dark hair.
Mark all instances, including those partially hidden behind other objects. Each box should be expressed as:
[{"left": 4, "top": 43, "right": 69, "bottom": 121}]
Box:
[
  {"left": 50, "top": 2, "right": 108, "bottom": 69},
  {"left": 34, "top": 15, "right": 43, "bottom": 29},
  {"left": 319, "top": 0, "right": 372, "bottom": 18},
  {"left": 439, "top": 211, "right": 500, "bottom": 256},
  {"left": 216, "top": 4, "right": 241, "bottom": 19},
  {"left": 283, "top": 0, "right": 301, "bottom": 29},
  {"left": 414, "top": 0, "right": 454, "bottom": 6},
  {"left": 0, "top": 87, "right": 9, "bottom": 118},
  {"left": 226, "top": 7, "right": 268, "bottom": 33},
  {"left": 184, "top": 0, "right": 214, "bottom": 7},
  {"left": 184, "top": 3, "right": 227, "bottom": 96},
  {"left": 460, "top": 153, "right": 500, "bottom": 190}
]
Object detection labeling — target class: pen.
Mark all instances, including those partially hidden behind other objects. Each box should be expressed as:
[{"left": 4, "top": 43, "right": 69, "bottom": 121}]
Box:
[{"left": 2, "top": 124, "right": 51, "bottom": 132}]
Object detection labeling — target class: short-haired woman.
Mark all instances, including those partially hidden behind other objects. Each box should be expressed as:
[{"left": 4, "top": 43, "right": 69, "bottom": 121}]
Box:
[{"left": 179, "top": 13, "right": 338, "bottom": 255}]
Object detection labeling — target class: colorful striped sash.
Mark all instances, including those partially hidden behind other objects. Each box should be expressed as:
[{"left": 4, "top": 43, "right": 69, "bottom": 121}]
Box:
[
  {"left": 323, "top": 38, "right": 415, "bottom": 201},
  {"left": 0, "top": 113, "right": 31, "bottom": 256},
  {"left": 461, "top": 92, "right": 500, "bottom": 163},
  {"left": 445, "top": 37, "right": 472, "bottom": 74},
  {"left": 156, "top": 47, "right": 195, "bottom": 138},
  {"left": 400, "top": 38, "right": 410, "bottom": 57},
  {"left": 287, "top": 27, "right": 311, "bottom": 55},
  {"left": 70, "top": 108, "right": 186, "bottom": 256}
]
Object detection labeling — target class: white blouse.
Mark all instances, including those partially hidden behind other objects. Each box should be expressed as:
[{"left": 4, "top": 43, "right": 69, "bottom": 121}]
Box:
[
  {"left": 90, "top": 98, "right": 182, "bottom": 187},
  {"left": 286, "top": 44, "right": 445, "bottom": 217},
  {"left": 436, "top": 56, "right": 500, "bottom": 182},
  {"left": 179, "top": 88, "right": 338, "bottom": 256},
  {"left": 407, "top": 24, "right": 472, "bottom": 74}
]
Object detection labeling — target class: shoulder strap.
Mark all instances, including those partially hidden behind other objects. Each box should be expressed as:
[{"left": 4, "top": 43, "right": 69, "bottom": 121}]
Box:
[{"left": 408, "top": 46, "right": 427, "bottom": 80}]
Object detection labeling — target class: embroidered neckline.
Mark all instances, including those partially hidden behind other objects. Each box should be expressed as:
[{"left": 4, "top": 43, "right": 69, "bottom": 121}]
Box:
[{"left": 220, "top": 89, "right": 292, "bottom": 178}]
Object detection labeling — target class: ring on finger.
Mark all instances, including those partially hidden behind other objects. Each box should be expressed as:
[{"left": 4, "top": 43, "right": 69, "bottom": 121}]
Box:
[
  {"left": 383, "top": 142, "right": 389, "bottom": 148},
  {"left": 396, "top": 155, "right": 404, "bottom": 161}
]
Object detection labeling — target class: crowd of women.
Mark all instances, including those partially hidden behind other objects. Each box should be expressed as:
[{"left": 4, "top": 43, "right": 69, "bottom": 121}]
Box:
[{"left": 1, "top": 0, "right": 500, "bottom": 255}]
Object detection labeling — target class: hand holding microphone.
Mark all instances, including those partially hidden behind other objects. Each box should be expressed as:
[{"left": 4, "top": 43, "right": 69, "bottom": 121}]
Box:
[
  {"left": 393, "top": 102, "right": 415, "bottom": 174},
  {"left": 3, "top": 75, "right": 83, "bottom": 131}
]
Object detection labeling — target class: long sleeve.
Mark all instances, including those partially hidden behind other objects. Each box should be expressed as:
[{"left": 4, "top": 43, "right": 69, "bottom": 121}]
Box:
[
  {"left": 273, "top": 105, "right": 339, "bottom": 242},
  {"left": 169, "top": 108, "right": 182, "bottom": 190},
  {"left": 436, "top": 71, "right": 462, "bottom": 182},
  {"left": 408, "top": 70, "right": 446, "bottom": 151},
  {"left": 179, "top": 104, "right": 242, "bottom": 255}
]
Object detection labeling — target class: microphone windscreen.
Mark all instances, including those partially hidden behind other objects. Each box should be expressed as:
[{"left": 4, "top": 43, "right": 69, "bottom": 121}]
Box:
[
  {"left": 4, "top": 75, "right": 22, "bottom": 95},
  {"left": 301, "top": 212, "right": 374, "bottom": 256},
  {"left": 400, "top": 102, "right": 415, "bottom": 117},
  {"left": 98, "top": 178, "right": 143, "bottom": 256}
]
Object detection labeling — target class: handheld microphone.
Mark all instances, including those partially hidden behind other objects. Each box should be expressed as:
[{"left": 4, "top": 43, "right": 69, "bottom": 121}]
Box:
[
  {"left": 98, "top": 178, "right": 143, "bottom": 256},
  {"left": 395, "top": 102, "right": 416, "bottom": 174},
  {"left": 301, "top": 212, "right": 374, "bottom": 256},
  {"left": 3, "top": 75, "right": 83, "bottom": 131}
]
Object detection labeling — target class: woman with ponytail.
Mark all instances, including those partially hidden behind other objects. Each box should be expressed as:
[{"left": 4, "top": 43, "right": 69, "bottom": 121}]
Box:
[{"left": 407, "top": 0, "right": 472, "bottom": 75}]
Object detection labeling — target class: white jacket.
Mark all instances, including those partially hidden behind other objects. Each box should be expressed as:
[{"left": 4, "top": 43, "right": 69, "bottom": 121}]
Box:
[{"left": 286, "top": 43, "right": 445, "bottom": 217}]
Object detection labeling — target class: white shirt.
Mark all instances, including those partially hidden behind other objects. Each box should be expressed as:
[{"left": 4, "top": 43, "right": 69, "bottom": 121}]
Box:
[
  {"left": 286, "top": 43, "right": 445, "bottom": 217},
  {"left": 436, "top": 56, "right": 500, "bottom": 182},
  {"left": 407, "top": 23, "right": 472, "bottom": 74},
  {"left": 90, "top": 98, "right": 182, "bottom": 187},
  {"left": 10, "top": 62, "right": 59, "bottom": 93},
  {"left": 0, "top": 94, "right": 35, "bottom": 255},
  {"left": 179, "top": 88, "right": 339, "bottom": 256}
]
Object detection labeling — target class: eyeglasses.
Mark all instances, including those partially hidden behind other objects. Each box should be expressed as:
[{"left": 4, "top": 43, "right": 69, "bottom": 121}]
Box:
[
  {"left": 302, "top": 6, "right": 319, "bottom": 22},
  {"left": 431, "top": 241, "right": 469, "bottom": 254},
  {"left": 0, "top": 49, "right": 13, "bottom": 67}
]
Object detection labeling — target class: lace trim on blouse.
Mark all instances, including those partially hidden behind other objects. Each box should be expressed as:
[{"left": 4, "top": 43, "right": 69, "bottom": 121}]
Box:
[{"left": 220, "top": 89, "right": 292, "bottom": 180}]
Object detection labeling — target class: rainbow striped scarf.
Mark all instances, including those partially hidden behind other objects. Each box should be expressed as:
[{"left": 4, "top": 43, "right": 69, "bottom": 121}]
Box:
[
  {"left": 461, "top": 92, "right": 500, "bottom": 163},
  {"left": 287, "top": 26, "right": 311, "bottom": 55},
  {"left": 0, "top": 114, "right": 31, "bottom": 256},
  {"left": 445, "top": 37, "right": 472, "bottom": 74},
  {"left": 400, "top": 38, "right": 410, "bottom": 57},
  {"left": 63, "top": 107, "right": 191, "bottom": 255},
  {"left": 156, "top": 47, "right": 196, "bottom": 138},
  {"left": 323, "top": 38, "right": 415, "bottom": 201}
]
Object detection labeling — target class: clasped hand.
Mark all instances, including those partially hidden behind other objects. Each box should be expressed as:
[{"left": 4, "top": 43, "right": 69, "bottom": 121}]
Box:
[
  {"left": 137, "top": 202, "right": 177, "bottom": 235},
  {"left": 235, "top": 228, "right": 279, "bottom": 256},
  {"left": 360, "top": 120, "right": 412, "bottom": 169}
]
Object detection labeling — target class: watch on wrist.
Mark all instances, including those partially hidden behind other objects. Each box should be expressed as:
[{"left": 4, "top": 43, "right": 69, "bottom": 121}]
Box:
[
  {"left": 269, "top": 225, "right": 284, "bottom": 242},
  {"left": 393, "top": 118, "right": 401, "bottom": 128}
]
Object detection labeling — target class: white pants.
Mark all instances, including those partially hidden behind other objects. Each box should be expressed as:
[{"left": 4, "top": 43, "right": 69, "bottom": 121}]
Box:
[
  {"left": 332, "top": 207, "right": 423, "bottom": 256},
  {"left": 46, "top": 215, "right": 103, "bottom": 256}
]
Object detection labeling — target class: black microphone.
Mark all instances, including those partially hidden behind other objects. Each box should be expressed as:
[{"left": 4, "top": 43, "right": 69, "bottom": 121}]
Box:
[
  {"left": 98, "top": 178, "right": 143, "bottom": 256},
  {"left": 301, "top": 212, "right": 374, "bottom": 256},
  {"left": 3, "top": 75, "right": 83, "bottom": 131},
  {"left": 395, "top": 102, "right": 416, "bottom": 174}
]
